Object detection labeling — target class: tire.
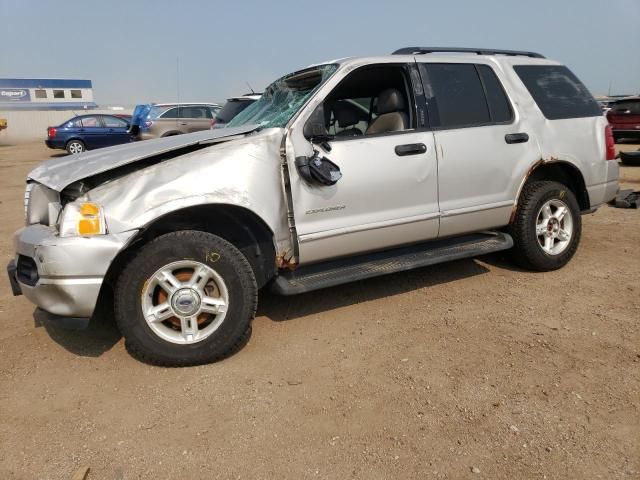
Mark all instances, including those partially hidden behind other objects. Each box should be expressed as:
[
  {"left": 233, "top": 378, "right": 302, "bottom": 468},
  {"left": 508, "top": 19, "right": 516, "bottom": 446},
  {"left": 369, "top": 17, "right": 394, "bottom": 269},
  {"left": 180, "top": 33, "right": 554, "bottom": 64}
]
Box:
[
  {"left": 115, "top": 230, "right": 257, "bottom": 366},
  {"left": 509, "top": 181, "right": 581, "bottom": 271},
  {"left": 66, "top": 139, "right": 86, "bottom": 155}
]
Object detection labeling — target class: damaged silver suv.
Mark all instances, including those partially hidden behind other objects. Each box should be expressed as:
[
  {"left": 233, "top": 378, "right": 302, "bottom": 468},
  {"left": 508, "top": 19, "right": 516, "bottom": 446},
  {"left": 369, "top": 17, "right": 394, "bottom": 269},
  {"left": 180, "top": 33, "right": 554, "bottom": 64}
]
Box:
[{"left": 8, "top": 47, "right": 619, "bottom": 366}]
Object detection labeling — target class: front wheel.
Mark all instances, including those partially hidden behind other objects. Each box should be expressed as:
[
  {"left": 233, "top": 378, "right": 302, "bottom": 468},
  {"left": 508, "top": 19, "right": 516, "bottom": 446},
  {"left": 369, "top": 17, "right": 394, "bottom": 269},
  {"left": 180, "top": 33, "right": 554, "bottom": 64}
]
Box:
[
  {"left": 509, "top": 181, "right": 582, "bottom": 271},
  {"left": 115, "top": 231, "right": 257, "bottom": 366}
]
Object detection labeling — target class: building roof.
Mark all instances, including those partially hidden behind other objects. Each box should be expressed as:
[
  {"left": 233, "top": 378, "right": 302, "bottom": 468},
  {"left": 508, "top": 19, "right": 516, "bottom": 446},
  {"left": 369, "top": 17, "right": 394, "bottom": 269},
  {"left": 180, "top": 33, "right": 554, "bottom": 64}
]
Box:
[{"left": 0, "top": 78, "right": 92, "bottom": 88}]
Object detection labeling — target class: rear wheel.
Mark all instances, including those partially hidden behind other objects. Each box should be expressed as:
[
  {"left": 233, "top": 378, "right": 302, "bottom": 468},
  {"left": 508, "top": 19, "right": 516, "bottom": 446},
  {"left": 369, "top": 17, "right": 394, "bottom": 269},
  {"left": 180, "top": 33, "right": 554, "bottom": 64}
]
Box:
[
  {"left": 115, "top": 230, "right": 257, "bottom": 366},
  {"left": 66, "top": 139, "right": 85, "bottom": 154},
  {"left": 510, "top": 181, "right": 581, "bottom": 271}
]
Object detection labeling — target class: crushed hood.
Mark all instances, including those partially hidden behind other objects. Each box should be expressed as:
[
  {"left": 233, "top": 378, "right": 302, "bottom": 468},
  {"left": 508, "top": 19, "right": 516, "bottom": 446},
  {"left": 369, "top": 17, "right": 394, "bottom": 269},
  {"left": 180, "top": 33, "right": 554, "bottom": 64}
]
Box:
[{"left": 28, "top": 125, "right": 258, "bottom": 191}]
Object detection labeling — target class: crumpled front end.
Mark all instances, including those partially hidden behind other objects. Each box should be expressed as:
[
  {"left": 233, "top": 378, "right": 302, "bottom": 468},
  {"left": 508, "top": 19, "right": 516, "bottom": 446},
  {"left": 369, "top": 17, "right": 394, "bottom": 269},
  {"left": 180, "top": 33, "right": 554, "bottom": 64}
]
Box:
[{"left": 9, "top": 224, "right": 137, "bottom": 318}]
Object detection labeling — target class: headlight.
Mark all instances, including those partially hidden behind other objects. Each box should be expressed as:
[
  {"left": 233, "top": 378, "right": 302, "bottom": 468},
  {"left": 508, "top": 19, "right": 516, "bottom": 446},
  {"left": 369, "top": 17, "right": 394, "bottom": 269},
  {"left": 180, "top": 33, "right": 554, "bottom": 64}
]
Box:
[{"left": 59, "top": 202, "right": 107, "bottom": 237}]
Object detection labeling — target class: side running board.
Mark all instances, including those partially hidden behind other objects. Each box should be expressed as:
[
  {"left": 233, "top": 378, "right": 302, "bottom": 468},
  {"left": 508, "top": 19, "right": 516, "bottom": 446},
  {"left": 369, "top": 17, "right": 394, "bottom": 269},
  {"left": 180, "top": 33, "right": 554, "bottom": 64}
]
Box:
[{"left": 272, "top": 232, "right": 513, "bottom": 296}]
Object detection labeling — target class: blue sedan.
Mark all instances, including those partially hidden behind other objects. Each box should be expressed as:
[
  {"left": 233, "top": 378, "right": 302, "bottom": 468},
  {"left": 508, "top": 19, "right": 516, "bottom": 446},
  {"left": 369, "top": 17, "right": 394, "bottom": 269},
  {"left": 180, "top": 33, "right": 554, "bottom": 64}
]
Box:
[{"left": 45, "top": 114, "right": 133, "bottom": 154}]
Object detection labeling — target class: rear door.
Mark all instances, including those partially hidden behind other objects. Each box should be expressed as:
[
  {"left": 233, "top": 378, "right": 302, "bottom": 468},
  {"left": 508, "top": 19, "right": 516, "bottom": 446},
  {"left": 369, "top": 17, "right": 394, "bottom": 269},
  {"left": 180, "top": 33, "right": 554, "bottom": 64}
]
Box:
[
  {"left": 417, "top": 61, "right": 541, "bottom": 237},
  {"left": 180, "top": 106, "right": 214, "bottom": 133}
]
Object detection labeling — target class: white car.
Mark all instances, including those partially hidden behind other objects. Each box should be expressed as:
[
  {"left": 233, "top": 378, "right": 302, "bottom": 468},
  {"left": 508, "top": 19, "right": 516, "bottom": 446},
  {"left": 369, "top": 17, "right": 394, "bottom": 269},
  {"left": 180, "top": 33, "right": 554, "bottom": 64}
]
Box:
[{"left": 9, "top": 47, "right": 619, "bottom": 366}]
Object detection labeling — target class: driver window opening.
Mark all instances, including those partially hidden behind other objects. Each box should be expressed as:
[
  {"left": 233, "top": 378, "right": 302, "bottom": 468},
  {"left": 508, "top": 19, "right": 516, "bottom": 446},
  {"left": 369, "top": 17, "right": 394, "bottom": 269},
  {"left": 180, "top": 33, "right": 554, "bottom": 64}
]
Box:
[{"left": 323, "top": 65, "right": 414, "bottom": 137}]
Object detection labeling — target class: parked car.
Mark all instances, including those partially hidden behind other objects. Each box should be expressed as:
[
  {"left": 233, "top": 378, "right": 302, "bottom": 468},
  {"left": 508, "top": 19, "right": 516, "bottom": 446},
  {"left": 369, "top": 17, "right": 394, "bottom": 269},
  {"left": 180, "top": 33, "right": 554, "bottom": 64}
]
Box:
[
  {"left": 606, "top": 97, "right": 640, "bottom": 142},
  {"left": 211, "top": 94, "right": 261, "bottom": 128},
  {"left": 129, "top": 103, "right": 221, "bottom": 140},
  {"left": 45, "top": 114, "right": 133, "bottom": 154},
  {"left": 9, "top": 47, "right": 619, "bottom": 366}
]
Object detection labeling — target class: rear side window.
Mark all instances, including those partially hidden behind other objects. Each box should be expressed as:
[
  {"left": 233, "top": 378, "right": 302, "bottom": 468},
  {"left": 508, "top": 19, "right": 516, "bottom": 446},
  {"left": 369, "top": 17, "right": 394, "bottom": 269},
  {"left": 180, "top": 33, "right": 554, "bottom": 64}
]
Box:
[
  {"left": 181, "top": 106, "right": 212, "bottom": 119},
  {"left": 421, "top": 63, "right": 490, "bottom": 128},
  {"left": 477, "top": 65, "right": 513, "bottom": 123},
  {"left": 514, "top": 65, "right": 601, "bottom": 120},
  {"left": 103, "top": 116, "right": 128, "bottom": 128}
]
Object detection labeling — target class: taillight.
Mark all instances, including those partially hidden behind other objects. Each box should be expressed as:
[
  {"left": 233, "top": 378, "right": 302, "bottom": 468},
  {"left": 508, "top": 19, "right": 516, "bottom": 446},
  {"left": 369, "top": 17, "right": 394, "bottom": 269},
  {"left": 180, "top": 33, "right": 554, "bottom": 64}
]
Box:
[
  {"left": 47, "top": 127, "right": 56, "bottom": 138},
  {"left": 605, "top": 125, "right": 616, "bottom": 160}
]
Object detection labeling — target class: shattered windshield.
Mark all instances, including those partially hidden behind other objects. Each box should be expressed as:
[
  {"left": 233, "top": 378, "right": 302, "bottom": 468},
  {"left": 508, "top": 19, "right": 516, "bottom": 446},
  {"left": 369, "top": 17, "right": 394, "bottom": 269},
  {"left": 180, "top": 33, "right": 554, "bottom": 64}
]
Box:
[{"left": 228, "top": 64, "right": 338, "bottom": 129}]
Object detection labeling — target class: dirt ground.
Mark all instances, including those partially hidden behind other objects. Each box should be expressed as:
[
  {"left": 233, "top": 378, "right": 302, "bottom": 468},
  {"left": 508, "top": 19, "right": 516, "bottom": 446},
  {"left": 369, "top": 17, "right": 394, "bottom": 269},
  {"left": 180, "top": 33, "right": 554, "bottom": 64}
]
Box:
[{"left": 0, "top": 141, "right": 638, "bottom": 480}]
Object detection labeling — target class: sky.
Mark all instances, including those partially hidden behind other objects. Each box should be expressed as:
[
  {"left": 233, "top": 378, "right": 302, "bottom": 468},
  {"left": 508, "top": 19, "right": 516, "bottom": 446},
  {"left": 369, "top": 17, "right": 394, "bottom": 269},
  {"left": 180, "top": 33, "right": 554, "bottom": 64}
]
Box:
[{"left": 1, "top": 0, "right": 639, "bottom": 106}]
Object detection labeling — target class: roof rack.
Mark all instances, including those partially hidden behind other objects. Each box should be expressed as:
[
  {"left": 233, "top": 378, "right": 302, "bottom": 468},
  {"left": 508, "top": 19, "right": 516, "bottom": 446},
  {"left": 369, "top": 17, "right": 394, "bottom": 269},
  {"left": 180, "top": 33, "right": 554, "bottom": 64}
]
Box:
[{"left": 392, "top": 47, "right": 545, "bottom": 59}]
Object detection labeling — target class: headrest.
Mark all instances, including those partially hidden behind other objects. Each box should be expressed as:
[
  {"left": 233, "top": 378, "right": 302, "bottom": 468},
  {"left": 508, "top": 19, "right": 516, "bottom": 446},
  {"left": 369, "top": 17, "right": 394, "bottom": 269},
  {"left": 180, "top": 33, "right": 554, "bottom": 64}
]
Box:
[
  {"left": 376, "top": 88, "right": 406, "bottom": 114},
  {"left": 333, "top": 100, "right": 364, "bottom": 127}
]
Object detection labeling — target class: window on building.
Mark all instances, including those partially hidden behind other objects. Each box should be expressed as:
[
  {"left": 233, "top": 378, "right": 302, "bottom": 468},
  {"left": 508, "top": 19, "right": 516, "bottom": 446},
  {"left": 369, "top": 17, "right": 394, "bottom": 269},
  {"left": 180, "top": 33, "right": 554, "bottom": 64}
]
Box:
[
  {"left": 53, "top": 90, "right": 65, "bottom": 99},
  {"left": 35, "top": 89, "right": 47, "bottom": 99},
  {"left": 70, "top": 90, "right": 82, "bottom": 99}
]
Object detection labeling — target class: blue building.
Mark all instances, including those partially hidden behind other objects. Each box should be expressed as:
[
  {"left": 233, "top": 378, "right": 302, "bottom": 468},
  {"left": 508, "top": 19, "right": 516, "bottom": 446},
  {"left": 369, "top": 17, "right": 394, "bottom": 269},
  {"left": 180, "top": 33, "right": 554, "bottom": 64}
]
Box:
[{"left": 0, "top": 78, "right": 97, "bottom": 110}]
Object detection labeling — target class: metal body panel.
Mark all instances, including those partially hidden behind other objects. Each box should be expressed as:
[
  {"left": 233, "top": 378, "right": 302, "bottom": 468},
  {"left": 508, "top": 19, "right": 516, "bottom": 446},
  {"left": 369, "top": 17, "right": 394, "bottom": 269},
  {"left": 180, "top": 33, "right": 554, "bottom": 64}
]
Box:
[
  {"left": 27, "top": 125, "right": 257, "bottom": 191},
  {"left": 414, "top": 56, "right": 540, "bottom": 236},
  {"left": 85, "top": 128, "right": 291, "bottom": 253},
  {"left": 286, "top": 60, "right": 440, "bottom": 265},
  {"left": 13, "top": 225, "right": 137, "bottom": 317}
]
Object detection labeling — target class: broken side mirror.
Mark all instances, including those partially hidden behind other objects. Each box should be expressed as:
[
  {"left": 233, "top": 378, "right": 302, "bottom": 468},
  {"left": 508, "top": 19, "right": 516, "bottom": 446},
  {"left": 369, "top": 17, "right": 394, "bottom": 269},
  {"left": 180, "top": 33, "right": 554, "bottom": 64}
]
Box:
[{"left": 295, "top": 150, "right": 342, "bottom": 186}]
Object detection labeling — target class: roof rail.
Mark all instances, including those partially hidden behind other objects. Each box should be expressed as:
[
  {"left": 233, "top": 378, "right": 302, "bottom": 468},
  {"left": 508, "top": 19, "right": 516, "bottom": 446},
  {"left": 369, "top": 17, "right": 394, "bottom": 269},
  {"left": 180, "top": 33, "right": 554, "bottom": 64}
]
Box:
[{"left": 392, "top": 47, "right": 545, "bottom": 59}]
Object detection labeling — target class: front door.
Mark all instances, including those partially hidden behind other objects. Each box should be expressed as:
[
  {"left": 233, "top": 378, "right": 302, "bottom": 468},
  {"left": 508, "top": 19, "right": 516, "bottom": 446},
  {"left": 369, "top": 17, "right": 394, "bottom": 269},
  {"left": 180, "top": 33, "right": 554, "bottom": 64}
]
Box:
[
  {"left": 287, "top": 63, "right": 440, "bottom": 264},
  {"left": 101, "top": 115, "right": 132, "bottom": 146},
  {"left": 77, "top": 115, "right": 106, "bottom": 149}
]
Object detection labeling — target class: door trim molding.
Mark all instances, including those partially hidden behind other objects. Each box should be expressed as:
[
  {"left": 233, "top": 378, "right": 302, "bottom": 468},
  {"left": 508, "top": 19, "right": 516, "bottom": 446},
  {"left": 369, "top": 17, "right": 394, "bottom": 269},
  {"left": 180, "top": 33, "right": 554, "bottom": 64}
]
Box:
[
  {"left": 440, "top": 200, "right": 514, "bottom": 218},
  {"left": 299, "top": 212, "right": 440, "bottom": 243}
]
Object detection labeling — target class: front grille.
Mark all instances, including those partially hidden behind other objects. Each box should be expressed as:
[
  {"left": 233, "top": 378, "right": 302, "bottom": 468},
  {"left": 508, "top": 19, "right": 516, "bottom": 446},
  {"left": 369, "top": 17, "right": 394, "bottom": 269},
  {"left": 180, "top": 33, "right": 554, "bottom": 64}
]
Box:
[{"left": 16, "top": 255, "right": 39, "bottom": 286}]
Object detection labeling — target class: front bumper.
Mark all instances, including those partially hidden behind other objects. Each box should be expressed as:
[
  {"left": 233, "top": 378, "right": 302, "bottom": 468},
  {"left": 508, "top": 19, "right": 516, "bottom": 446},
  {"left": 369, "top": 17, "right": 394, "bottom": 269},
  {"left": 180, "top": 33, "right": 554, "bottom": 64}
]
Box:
[{"left": 10, "top": 224, "right": 137, "bottom": 318}]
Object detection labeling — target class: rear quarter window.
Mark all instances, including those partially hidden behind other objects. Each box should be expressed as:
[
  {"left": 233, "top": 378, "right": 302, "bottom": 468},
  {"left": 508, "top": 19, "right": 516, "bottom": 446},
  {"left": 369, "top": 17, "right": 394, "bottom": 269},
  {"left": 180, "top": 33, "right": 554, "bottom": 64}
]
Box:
[{"left": 514, "top": 65, "right": 601, "bottom": 120}]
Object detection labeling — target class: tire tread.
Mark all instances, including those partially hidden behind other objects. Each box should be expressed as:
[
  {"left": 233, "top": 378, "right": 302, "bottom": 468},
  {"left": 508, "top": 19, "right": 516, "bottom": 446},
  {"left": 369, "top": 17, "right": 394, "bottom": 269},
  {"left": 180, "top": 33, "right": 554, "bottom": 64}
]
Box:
[{"left": 114, "top": 230, "right": 257, "bottom": 367}]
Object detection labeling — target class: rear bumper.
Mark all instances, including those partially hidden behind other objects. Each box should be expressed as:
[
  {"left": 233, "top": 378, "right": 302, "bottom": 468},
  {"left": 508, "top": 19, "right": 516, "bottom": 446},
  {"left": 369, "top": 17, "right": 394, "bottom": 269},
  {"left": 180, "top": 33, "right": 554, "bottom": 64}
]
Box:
[
  {"left": 11, "top": 224, "right": 137, "bottom": 318},
  {"left": 587, "top": 161, "right": 619, "bottom": 208},
  {"left": 45, "top": 139, "right": 64, "bottom": 149}
]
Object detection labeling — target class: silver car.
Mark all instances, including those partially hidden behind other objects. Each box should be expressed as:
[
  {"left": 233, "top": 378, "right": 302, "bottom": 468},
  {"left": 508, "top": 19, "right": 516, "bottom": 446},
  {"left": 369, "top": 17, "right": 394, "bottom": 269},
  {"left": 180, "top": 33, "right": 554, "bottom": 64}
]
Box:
[
  {"left": 8, "top": 47, "right": 619, "bottom": 366},
  {"left": 133, "top": 103, "right": 221, "bottom": 139}
]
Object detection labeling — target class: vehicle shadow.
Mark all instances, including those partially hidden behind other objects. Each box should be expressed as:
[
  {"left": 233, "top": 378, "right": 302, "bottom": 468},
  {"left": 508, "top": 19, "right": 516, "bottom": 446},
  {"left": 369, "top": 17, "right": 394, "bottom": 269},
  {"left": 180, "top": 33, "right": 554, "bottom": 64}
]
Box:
[
  {"left": 257, "top": 257, "right": 492, "bottom": 323},
  {"left": 33, "top": 286, "right": 122, "bottom": 358},
  {"left": 476, "top": 250, "right": 529, "bottom": 273}
]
